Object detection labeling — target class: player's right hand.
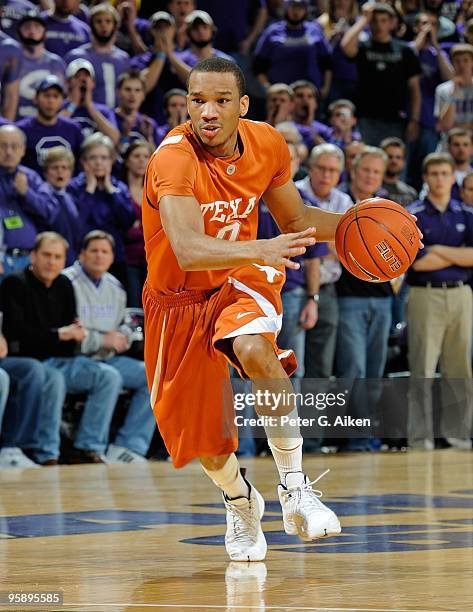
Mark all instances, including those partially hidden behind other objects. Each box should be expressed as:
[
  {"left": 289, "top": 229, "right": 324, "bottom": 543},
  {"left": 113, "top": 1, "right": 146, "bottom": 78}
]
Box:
[{"left": 258, "top": 227, "right": 316, "bottom": 270}]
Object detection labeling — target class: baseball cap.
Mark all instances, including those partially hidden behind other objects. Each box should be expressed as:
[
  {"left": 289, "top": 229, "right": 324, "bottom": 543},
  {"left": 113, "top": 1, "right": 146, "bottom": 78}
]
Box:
[
  {"left": 66, "top": 58, "right": 96, "bottom": 80},
  {"left": 149, "top": 11, "right": 175, "bottom": 28},
  {"left": 17, "top": 10, "right": 47, "bottom": 30},
  {"left": 185, "top": 10, "right": 214, "bottom": 28},
  {"left": 36, "top": 75, "right": 65, "bottom": 95}
]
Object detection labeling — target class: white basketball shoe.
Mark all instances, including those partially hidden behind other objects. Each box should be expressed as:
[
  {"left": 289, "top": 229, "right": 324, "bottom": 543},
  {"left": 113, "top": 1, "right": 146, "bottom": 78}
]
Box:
[
  {"left": 223, "top": 474, "right": 267, "bottom": 562},
  {"left": 278, "top": 469, "right": 341, "bottom": 541}
]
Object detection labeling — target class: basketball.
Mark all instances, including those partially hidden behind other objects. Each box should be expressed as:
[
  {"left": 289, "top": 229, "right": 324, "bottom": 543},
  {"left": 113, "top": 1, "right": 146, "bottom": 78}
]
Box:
[{"left": 335, "top": 197, "right": 420, "bottom": 282}]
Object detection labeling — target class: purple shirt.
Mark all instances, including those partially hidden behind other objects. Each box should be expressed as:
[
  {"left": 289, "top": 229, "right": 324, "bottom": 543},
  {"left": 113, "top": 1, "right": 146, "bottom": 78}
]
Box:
[
  {"left": 125, "top": 198, "right": 145, "bottom": 267},
  {"left": 407, "top": 198, "right": 473, "bottom": 284},
  {"left": 114, "top": 111, "right": 159, "bottom": 148},
  {"left": 68, "top": 173, "right": 135, "bottom": 263},
  {"left": 254, "top": 20, "right": 331, "bottom": 88},
  {"left": 69, "top": 102, "right": 118, "bottom": 140},
  {"left": 327, "top": 127, "right": 362, "bottom": 150},
  {"left": 410, "top": 44, "right": 450, "bottom": 130},
  {"left": 0, "top": 164, "right": 48, "bottom": 249},
  {"left": 43, "top": 13, "right": 91, "bottom": 57},
  {"left": 176, "top": 48, "right": 234, "bottom": 68},
  {"left": 257, "top": 196, "right": 328, "bottom": 291},
  {"left": 295, "top": 121, "right": 332, "bottom": 151},
  {"left": 0, "top": 32, "right": 23, "bottom": 94},
  {"left": 17, "top": 50, "right": 66, "bottom": 119},
  {"left": 197, "top": 0, "right": 266, "bottom": 53},
  {"left": 0, "top": 0, "right": 35, "bottom": 39},
  {"left": 15, "top": 116, "right": 83, "bottom": 176},
  {"left": 65, "top": 44, "right": 130, "bottom": 107}
]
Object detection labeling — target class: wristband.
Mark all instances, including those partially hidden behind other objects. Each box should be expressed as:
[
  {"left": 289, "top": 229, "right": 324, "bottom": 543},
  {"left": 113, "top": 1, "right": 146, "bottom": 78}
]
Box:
[
  {"left": 307, "top": 293, "right": 320, "bottom": 303},
  {"left": 152, "top": 52, "right": 166, "bottom": 62},
  {"left": 66, "top": 102, "right": 77, "bottom": 113}
]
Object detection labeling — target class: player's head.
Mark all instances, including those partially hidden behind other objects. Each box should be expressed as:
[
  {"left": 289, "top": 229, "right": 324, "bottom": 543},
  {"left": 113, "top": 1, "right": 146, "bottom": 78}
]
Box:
[
  {"left": 31, "top": 232, "right": 68, "bottom": 286},
  {"left": 187, "top": 57, "right": 249, "bottom": 156},
  {"left": 79, "top": 230, "right": 115, "bottom": 279},
  {"left": 422, "top": 152, "right": 455, "bottom": 198},
  {"left": 461, "top": 171, "right": 473, "bottom": 206},
  {"left": 42, "top": 146, "right": 75, "bottom": 190},
  {"left": 447, "top": 128, "right": 473, "bottom": 165}
]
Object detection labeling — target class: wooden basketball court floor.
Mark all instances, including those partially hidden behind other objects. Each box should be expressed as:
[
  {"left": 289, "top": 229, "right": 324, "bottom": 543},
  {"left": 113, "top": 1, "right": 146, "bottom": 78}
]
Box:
[{"left": 0, "top": 450, "right": 472, "bottom": 612}]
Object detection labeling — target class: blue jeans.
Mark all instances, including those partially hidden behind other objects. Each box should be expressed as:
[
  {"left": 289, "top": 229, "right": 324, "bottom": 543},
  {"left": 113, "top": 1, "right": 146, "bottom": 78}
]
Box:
[
  {"left": 280, "top": 287, "right": 307, "bottom": 378},
  {"left": 0, "top": 358, "right": 64, "bottom": 458},
  {"left": 106, "top": 356, "right": 155, "bottom": 456},
  {"left": 45, "top": 356, "right": 121, "bottom": 456}
]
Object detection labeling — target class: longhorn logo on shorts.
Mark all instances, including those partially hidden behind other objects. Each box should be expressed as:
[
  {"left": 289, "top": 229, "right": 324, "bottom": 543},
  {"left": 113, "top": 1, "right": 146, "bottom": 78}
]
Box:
[{"left": 253, "top": 264, "right": 284, "bottom": 283}]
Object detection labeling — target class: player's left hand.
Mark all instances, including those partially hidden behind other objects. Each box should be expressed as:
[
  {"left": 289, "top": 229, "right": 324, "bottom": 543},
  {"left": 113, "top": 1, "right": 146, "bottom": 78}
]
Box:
[{"left": 299, "top": 299, "right": 318, "bottom": 330}]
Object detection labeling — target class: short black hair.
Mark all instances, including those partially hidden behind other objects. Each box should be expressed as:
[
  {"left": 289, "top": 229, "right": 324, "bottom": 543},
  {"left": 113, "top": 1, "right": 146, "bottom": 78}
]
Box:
[
  {"left": 187, "top": 57, "right": 246, "bottom": 98},
  {"left": 82, "top": 230, "right": 115, "bottom": 251}
]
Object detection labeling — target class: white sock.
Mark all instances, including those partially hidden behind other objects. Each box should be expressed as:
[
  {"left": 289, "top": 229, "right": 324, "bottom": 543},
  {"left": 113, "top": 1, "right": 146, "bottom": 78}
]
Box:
[
  {"left": 201, "top": 453, "right": 250, "bottom": 500},
  {"left": 267, "top": 436, "right": 304, "bottom": 486}
]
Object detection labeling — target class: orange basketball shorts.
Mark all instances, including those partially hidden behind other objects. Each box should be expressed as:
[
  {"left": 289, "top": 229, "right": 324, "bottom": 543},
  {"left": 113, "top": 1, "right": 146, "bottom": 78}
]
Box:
[{"left": 142, "top": 264, "right": 297, "bottom": 468}]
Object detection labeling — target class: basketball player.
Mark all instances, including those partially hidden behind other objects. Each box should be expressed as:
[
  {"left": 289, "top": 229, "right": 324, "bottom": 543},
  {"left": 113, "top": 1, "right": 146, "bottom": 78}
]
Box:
[{"left": 143, "top": 57, "right": 345, "bottom": 562}]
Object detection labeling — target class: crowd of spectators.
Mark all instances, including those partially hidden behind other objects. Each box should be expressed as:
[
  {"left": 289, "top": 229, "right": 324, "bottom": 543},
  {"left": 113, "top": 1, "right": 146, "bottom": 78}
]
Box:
[{"left": 0, "top": 0, "right": 472, "bottom": 467}]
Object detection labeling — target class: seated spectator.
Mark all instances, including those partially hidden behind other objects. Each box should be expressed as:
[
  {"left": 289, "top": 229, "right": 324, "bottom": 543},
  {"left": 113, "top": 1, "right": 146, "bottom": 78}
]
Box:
[
  {"left": 155, "top": 88, "right": 188, "bottom": 146},
  {"left": 16, "top": 10, "right": 66, "bottom": 120},
  {"left": 253, "top": 0, "right": 332, "bottom": 95},
  {"left": 131, "top": 11, "right": 190, "bottom": 122},
  {"left": 341, "top": 2, "right": 422, "bottom": 146},
  {"left": 407, "top": 11, "right": 454, "bottom": 190},
  {"left": 274, "top": 121, "right": 308, "bottom": 171},
  {"left": 38, "top": 146, "right": 82, "bottom": 266},
  {"left": 318, "top": 0, "right": 359, "bottom": 103},
  {"left": 0, "top": 232, "right": 122, "bottom": 464},
  {"left": 291, "top": 80, "right": 332, "bottom": 151},
  {"left": 176, "top": 10, "right": 234, "bottom": 67},
  {"left": 258, "top": 142, "right": 328, "bottom": 379},
  {"left": 265, "top": 82, "right": 295, "bottom": 126},
  {"left": 336, "top": 146, "right": 392, "bottom": 452},
  {"left": 0, "top": 124, "right": 51, "bottom": 277},
  {"left": 447, "top": 127, "right": 473, "bottom": 199},
  {"left": 380, "top": 137, "right": 418, "bottom": 206},
  {"left": 68, "top": 133, "right": 135, "bottom": 285},
  {"left": 62, "top": 59, "right": 119, "bottom": 145},
  {"left": 197, "top": 0, "right": 268, "bottom": 56},
  {"left": 406, "top": 153, "right": 473, "bottom": 449},
  {"left": 122, "top": 141, "right": 153, "bottom": 307},
  {"left": 0, "top": 30, "right": 23, "bottom": 120},
  {"left": 43, "top": 0, "right": 91, "bottom": 57},
  {"left": 16, "top": 76, "right": 82, "bottom": 175},
  {"left": 65, "top": 4, "right": 130, "bottom": 109},
  {"left": 337, "top": 139, "right": 364, "bottom": 191},
  {"left": 435, "top": 44, "right": 473, "bottom": 144},
  {"left": 0, "top": 332, "right": 64, "bottom": 468},
  {"left": 461, "top": 170, "right": 473, "bottom": 205},
  {"left": 64, "top": 231, "right": 155, "bottom": 463},
  {"left": 295, "top": 144, "right": 353, "bottom": 379},
  {"left": 114, "top": 70, "right": 159, "bottom": 152},
  {"left": 327, "top": 99, "right": 361, "bottom": 149}
]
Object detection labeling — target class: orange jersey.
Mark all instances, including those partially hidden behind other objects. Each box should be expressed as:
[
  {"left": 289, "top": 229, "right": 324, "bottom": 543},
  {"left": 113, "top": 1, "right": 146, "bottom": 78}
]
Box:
[{"left": 142, "top": 119, "right": 291, "bottom": 293}]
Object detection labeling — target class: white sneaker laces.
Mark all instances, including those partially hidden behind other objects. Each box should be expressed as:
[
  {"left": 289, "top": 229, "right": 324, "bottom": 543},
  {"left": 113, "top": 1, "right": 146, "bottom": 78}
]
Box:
[
  {"left": 284, "top": 469, "right": 331, "bottom": 512},
  {"left": 226, "top": 497, "right": 259, "bottom": 545}
]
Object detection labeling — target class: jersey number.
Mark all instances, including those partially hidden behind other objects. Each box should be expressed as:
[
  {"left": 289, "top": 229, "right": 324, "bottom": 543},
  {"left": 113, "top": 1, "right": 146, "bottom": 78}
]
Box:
[{"left": 216, "top": 222, "right": 241, "bottom": 242}]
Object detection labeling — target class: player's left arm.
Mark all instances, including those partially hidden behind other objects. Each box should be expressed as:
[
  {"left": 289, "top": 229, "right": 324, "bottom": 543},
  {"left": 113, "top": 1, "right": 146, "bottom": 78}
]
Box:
[{"left": 263, "top": 180, "right": 343, "bottom": 242}]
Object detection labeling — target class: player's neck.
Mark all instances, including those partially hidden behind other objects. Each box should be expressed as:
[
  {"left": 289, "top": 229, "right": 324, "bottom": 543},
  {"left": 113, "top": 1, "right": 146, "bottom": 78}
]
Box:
[{"left": 200, "top": 131, "right": 240, "bottom": 158}]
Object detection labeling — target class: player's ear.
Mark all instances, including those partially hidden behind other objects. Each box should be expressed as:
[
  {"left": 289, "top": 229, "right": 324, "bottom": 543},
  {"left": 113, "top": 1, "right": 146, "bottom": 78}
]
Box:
[{"left": 239, "top": 95, "right": 250, "bottom": 118}]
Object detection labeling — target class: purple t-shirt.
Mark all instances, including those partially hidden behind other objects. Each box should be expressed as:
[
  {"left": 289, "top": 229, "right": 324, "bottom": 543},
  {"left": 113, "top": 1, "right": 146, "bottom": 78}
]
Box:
[
  {"left": 116, "top": 17, "right": 152, "bottom": 54},
  {"left": 0, "top": 32, "right": 23, "bottom": 94},
  {"left": 15, "top": 116, "right": 83, "bottom": 176},
  {"left": 0, "top": 0, "right": 35, "bottom": 39},
  {"left": 69, "top": 102, "right": 118, "bottom": 139},
  {"left": 410, "top": 44, "right": 450, "bottom": 130},
  {"left": 114, "top": 111, "right": 159, "bottom": 148},
  {"left": 295, "top": 120, "right": 332, "bottom": 151},
  {"left": 43, "top": 13, "right": 91, "bottom": 57},
  {"left": 254, "top": 20, "right": 331, "bottom": 88},
  {"left": 176, "top": 48, "right": 234, "bottom": 68},
  {"left": 197, "top": 0, "right": 266, "bottom": 53},
  {"left": 257, "top": 197, "right": 328, "bottom": 291},
  {"left": 17, "top": 50, "right": 66, "bottom": 119},
  {"left": 65, "top": 44, "right": 130, "bottom": 108}
]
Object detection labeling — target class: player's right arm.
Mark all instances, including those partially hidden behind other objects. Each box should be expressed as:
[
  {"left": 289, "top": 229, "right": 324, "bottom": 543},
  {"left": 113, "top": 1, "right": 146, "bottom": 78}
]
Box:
[{"left": 160, "top": 195, "right": 317, "bottom": 271}]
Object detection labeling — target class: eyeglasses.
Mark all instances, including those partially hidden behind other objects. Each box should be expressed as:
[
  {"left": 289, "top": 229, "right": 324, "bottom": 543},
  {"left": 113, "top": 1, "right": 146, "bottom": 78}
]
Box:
[
  {"left": 313, "top": 164, "right": 340, "bottom": 175},
  {"left": 0, "top": 142, "right": 23, "bottom": 151}
]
